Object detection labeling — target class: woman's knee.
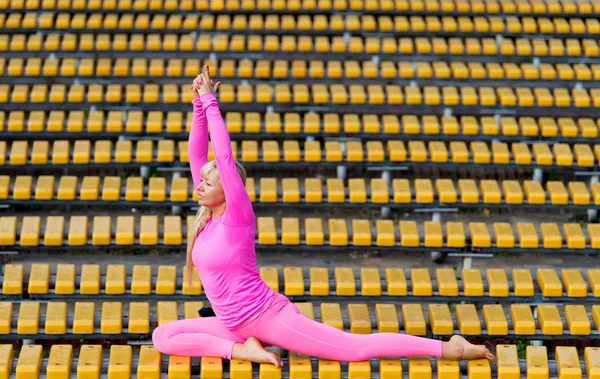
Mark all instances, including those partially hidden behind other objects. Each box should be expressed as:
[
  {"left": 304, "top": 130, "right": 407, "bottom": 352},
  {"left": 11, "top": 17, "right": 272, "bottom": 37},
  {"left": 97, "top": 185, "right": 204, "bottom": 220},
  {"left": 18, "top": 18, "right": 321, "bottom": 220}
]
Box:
[{"left": 151, "top": 324, "right": 170, "bottom": 353}]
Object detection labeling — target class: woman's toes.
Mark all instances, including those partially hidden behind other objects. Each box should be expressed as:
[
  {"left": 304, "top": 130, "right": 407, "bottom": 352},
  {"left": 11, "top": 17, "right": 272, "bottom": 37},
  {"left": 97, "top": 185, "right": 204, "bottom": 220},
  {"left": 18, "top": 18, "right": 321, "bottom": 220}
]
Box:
[
  {"left": 466, "top": 343, "right": 493, "bottom": 361},
  {"left": 267, "top": 352, "right": 281, "bottom": 367}
]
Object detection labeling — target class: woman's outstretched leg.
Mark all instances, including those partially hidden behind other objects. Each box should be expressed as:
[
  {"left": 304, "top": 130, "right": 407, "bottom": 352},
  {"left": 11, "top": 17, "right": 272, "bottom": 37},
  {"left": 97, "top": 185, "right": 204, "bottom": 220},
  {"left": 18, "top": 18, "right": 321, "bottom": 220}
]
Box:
[
  {"left": 248, "top": 295, "right": 493, "bottom": 362},
  {"left": 152, "top": 317, "right": 244, "bottom": 359}
]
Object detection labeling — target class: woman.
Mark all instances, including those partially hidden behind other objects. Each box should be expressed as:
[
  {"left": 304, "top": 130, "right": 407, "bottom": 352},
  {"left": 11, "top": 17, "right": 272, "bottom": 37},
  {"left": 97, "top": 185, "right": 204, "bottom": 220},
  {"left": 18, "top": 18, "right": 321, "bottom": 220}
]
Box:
[{"left": 151, "top": 66, "right": 495, "bottom": 367}]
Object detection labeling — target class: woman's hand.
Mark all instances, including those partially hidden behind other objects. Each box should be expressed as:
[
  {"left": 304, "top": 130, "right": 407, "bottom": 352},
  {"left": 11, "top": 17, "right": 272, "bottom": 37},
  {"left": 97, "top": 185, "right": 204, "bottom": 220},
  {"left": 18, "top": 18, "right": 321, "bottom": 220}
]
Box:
[
  {"left": 191, "top": 74, "right": 203, "bottom": 98},
  {"left": 196, "top": 65, "right": 221, "bottom": 97}
]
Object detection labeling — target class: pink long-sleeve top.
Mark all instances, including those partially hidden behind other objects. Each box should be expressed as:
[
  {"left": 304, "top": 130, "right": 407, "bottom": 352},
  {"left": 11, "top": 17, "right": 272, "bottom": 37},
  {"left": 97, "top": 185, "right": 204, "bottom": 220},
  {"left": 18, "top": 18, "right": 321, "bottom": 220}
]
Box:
[{"left": 188, "top": 93, "right": 274, "bottom": 330}]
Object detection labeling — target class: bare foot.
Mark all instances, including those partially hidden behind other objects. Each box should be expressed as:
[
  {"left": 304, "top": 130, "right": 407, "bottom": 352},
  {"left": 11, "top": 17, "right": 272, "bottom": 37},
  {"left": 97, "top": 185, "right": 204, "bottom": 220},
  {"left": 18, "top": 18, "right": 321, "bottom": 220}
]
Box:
[
  {"left": 234, "top": 337, "right": 283, "bottom": 368},
  {"left": 442, "top": 335, "right": 495, "bottom": 361}
]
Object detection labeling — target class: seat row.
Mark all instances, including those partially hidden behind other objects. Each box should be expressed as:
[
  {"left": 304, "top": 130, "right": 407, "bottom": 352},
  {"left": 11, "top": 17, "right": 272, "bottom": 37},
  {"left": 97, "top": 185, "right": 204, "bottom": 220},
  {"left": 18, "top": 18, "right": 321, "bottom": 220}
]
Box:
[
  {"left": 2, "top": 33, "right": 597, "bottom": 56},
  {"left": 1, "top": 215, "right": 599, "bottom": 251},
  {"left": 2, "top": 0, "right": 598, "bottom": 15},
  {"left": 254, "top": 218, "right": 599, "bottom": 250},
  {"left": 6, "top": 175, "right": 600, "bottom": 208},
  {"left": 2, "top": 263, "right": 599, "bottom": 298},
  {"left": 248, "top": 178, "right": 600, "bottom": 207},
  {"left": 3, "top": 111, "right": 600, "bottom": 142},
  {"left": 0, "top": 344, "right": 596, "bottom": 379},
  {"left": 4, "top": 57, "right": 600, "bottom": 82},
  {"left": 5, "top": 12, "right": 600, "bottom": 35},
  {"left": 3, "top": 83, "right": 600, "bottom": 108},
  {"left": 0, "top": 300, "right": 599, "bottom": 337},
  {"left": 2, "top": 139, "right": 597, "bottom": 169}
]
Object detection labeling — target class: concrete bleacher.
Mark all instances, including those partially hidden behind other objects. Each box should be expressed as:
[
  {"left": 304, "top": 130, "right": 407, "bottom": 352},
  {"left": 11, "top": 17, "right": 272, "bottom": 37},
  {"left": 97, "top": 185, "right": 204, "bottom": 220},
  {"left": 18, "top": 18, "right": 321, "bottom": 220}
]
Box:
[
  {"left": 1, "top": 140, "right": 599, "bottom": 172},
  {"left": 4, "top": 59, "right": 600, "bottom": 84},
  {"left": 5, "top": 175, "right": 600, "bottom": 210},
  {"left": 2, "top": 84, "right": 600, "bottom": 115},
  {"left": 1, "top": 300, "right": 600, "bottom": 339},
  {"left": 2, "top": 215, "right": 600, "bottom": 256},
  {"left": 1, "top": 264, "right": 600, "bottom": 344},
  {"left": 1, "top": 111, "right": 600, "bottom": 143},
  {"left": 0, "top": 344, "right": 598, "bottom": 379},
  {"left": 2, "top": 263, "right": 599, "bottom": 299},
  {"left": 2, "top": 0, "right": 600, "bottom": 376}
]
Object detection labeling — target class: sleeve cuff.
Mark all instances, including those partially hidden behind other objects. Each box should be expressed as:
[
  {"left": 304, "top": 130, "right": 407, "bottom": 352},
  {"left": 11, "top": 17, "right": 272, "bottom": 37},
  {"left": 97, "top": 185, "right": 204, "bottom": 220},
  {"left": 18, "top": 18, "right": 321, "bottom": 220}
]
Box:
[
  {"left": 192, "top": 96, "right": 203, "bottom": 107},
  {"left": 200, "top": 92, "right": 216, "bottom": 101},
  {"left": 201, "top": 93, "right": 218, "bottom": 112}
]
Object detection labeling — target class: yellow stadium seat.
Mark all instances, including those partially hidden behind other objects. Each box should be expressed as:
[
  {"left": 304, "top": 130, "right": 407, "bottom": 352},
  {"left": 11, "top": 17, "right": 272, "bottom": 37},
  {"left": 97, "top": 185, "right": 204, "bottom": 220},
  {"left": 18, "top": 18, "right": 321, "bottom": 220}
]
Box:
[
  {"left": 414, "top": 179, "right": 433, "bottom": 203},
  {"left": 564, "top": 305, "right": 590, "bottom": 335},
  {"left": 563, "top": 223, "right": 586, "bottom": 249},
  {"left": 460, "top": 87, "right": 477, "bottom": 105},
  {"left": 468, "top": 222, "right": 490, "bottom": 247},
  {"left": 482, "top": 269, "right": 506, "bottom": 298},
  {"left": 510, "top": 304, "right": 535, "bottom": 335},
  {"left": 537, "top": 304, "right": 563, "bottom": 335},
  {"left": 483, "top": 304, "right": 507, "bottom": 334},
  {"left": 502, "top": 180, "right": 523, "bottom": 204},
  {"left": 1, "top": 263, "right": 22, "bottom": 294},
  {"left": 428, "top": 303, "right": 453, "bottom": 336},
  {"left": 510, "top": 269, "right": 534, "bottom": 298},
  {"left": 438, "top": 221, "right": 462, "bottom": 249},
  {"left": 421, "top": 222, "right": 441, "bottom": 248},
  {"left": 409, "top": 268, "right": 431, "bottom": 298},
  {"left": 44, "top": 303, "right": 67, "bottom": 335},
  {"left": 434, "top": 179, "right": 455, "bottom": 203},
  {"left": 513, "top": 88, "right": 533, "bottom": 107},
  {"left": 391, "top": 179, "right": 410, "bottom": 204},
  {"left": 560, "top": 269, "right": 586, "bottom": 298},
  {"left": 445, "top": 142, "right": 466, "bottom": 164},
  {"left": 352, "top": 220, "right": 372, "bottom": 246},
  {"left": 456, "top": 303, "right": 481, "bottom": 335},
  {"left": 428, "top": 141, "right": 447, "bottom": 163},
  {"left": 526, "top": 348, "right": 549, "bottom": 377},
  {"left": 471, "top": 142, "right": 491, "bottom": 164},
  {"left": 493, "top": 223, "right": 515, "bottom": 248},
  {"left": 399, "top": 221, "right": 419, "bottom": 247},
  {"left": 435, "top": 268, "right": 458, "bottom": 297},
  {"left": 583, "top": 39, "right": 600, "bottom": 57},
  {"left": 384, "top": 85, "right": 404, "bottom": 105},
  {"left": 368, "top": 179, "right": 388, "bottom": 205},
  {"left": 435, "top": 87, "right": 456, "bottom": 107},
  {"left": 568, "top": 182, "right": 590, "bottom": 205},
  {"left": 478, "top": 87, "right": 496, "bottom": 106},
  {"left": 305, "top": 267, "right": 328, "bottom": 296},
  {"left": 574, "top": 144, "right": 595, "bottom": 167},
  {"left": 546, "top": 181, "right": 568, "bottom": 205},
  {"left": 538, "top": 223, "right": 562, "bottom": 249}
]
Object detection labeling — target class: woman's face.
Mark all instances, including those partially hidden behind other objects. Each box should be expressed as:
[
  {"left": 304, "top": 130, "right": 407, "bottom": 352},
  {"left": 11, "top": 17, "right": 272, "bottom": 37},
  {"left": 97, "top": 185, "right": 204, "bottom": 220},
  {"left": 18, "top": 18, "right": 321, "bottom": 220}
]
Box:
[{"left": 196, "top": 168, "right": 225, "bottom": 208}]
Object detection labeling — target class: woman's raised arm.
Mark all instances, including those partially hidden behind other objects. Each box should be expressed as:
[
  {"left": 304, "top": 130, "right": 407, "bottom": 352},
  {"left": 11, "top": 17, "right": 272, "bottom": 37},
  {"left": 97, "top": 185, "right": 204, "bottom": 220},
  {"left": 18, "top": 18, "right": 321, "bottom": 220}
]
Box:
[
  {"left": 197, "top": 68, "right": 254, "bottom": 226},
  {"left": 188, "top": 76, "right": 209, "bottom": 188}
]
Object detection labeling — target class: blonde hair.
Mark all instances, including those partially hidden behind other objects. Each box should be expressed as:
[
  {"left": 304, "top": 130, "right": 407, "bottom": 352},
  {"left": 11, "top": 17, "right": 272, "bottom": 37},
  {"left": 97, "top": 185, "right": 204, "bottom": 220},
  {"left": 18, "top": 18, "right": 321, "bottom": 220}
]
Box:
[{"left": 186, "top": 159, "right": 247, "bottom": 289}]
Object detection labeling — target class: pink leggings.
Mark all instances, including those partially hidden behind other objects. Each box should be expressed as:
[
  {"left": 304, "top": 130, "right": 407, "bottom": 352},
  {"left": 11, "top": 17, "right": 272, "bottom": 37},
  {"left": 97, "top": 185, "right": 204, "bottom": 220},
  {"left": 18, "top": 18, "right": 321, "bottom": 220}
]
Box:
[{"left": 152, "top": 292, "right": 443, "bottom": 361}]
